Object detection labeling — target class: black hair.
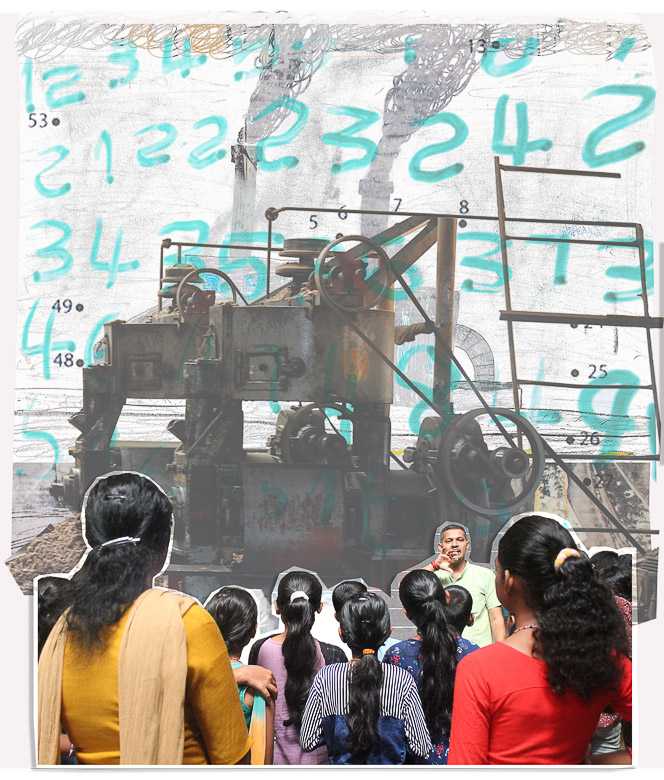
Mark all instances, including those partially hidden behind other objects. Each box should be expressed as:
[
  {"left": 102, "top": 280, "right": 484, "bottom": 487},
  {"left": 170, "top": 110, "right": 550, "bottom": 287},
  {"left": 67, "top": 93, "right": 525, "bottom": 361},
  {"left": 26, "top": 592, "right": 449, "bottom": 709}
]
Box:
[
  {"left": 590, "top": 550, "right": 620, "bottom": 572},
  {"left": 399, "top": 570, "right": 457, "bottom": 736},
  {"left": 276, "top": 570, "right": 323, "bottom": 730},
  {"left": 37, "top": 576, "right": 74, "bottom": 657},
  {"left": 618, "top": 553, "right": 633, "bottom": 572},
  {"left": 205, "top": 587, "right": 257, "bottom": 658},
  {"left": 443, "top": 584, "right": 473, "bottom": 636},
  {"left": 339, "top": 592, "right": 390, "bottom": 756},
  {"left": 597, "top": 565, "right": 632, "bottom": 602},
  {"left": 439, "top": 524, "right": 468, "bottom": 541},
  {"left": 332, "top": 580, "right": 367, "bottom": 614},
  {"left": 66, "top": 472, "right": 173, "bottom": 647},
  {"left": 498, "top": 515, "right": 629, "bottom": 700}
]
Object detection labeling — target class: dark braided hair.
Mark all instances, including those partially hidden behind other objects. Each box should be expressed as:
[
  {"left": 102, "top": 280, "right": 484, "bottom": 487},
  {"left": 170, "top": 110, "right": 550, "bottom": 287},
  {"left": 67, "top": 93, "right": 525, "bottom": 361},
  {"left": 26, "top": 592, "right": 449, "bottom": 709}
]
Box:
[
  {"left": 276, "top": 571, "right": 322, "bottom": 729},
  {"left": 339, "top": 592, "right": 391, "bottom": 756},
  {"left": 498, "top": 515, "right": 629, "bottom": 699},
  {"left": 205, "top": 587, "right": 257, "bottom": 658},
  {"left": 37, "top": 576, "right": 74, "bottom": 657},
  {"left": 399, "top": 570, "right": 457, "bottom": 736},
  {"left": 66, "top": 472, "right": 173, "bottom": 647}
]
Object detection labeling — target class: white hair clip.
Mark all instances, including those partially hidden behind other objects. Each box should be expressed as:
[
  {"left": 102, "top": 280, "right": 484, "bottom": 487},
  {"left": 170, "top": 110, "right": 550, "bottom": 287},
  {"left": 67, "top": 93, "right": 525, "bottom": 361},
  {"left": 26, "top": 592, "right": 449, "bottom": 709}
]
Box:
[{"left": 290, "top": 590, "right": 309, "bottom": 602}]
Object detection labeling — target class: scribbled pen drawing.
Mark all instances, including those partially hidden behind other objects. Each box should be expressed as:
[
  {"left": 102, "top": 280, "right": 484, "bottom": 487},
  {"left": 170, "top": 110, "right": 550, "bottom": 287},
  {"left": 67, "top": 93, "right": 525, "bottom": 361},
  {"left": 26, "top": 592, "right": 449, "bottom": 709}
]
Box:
[{"left": 10, "top": 16, "right": 659, "bottom": 622}]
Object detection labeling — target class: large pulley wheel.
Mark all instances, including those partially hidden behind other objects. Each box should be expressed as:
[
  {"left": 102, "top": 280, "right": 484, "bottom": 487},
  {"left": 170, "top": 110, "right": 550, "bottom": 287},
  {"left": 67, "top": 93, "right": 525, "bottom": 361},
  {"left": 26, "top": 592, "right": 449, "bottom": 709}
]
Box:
[
  {"left": 277, "top": 403, "right": 353, "bottom": 465},
  {"left": 314, "top": 235, "right": 391, "bottom": 311},
  {"left": 438, "top": 408, "right": 545, "bottom": 518}
]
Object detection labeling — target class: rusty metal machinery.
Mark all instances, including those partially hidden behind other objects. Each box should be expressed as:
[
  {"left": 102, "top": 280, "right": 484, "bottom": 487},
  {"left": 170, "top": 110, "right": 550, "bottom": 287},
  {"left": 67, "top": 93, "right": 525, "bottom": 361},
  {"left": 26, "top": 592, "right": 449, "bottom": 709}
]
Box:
[{"left": 49, "top": 214, "right": 552, "bottom": 597}]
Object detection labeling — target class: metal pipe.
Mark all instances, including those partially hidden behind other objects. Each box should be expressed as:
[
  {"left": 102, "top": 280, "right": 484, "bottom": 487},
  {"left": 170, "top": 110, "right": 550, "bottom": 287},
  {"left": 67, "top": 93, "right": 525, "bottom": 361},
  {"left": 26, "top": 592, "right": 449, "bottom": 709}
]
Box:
[{"left": 433, "top": 218, "right": 456, "bottom": 416}]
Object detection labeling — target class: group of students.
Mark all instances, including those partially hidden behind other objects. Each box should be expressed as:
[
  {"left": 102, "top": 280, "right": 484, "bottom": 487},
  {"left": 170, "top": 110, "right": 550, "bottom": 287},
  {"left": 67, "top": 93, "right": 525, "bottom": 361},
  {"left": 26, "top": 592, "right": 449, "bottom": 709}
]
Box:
[{"left": 37, "top": 471, "right": 632, "bottom": 766}]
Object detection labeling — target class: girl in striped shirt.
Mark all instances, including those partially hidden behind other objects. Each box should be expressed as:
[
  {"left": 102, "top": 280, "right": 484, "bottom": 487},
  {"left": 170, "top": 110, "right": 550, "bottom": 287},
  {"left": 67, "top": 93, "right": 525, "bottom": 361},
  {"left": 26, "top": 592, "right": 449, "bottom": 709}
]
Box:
[{"left": 300, "top": 592, "right": 431, "bottom": 764}]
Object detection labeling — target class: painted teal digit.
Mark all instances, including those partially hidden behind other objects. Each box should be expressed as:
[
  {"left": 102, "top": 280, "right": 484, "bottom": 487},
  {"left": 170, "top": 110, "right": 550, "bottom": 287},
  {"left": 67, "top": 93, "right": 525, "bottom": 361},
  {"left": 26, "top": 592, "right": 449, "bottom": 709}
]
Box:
[
  {"left": 600, "top": 237, "right": 653, "bottom": 302},
  {"left": 459, "top": 231, "right": 513, "bottom": 293},
  {"left": 482, "top": 37, "right": 539, "bottom": 77},
  {"left": 526, "top": 234, "right": 571, "bottom": 285},
  {"left": 613, "top": 38, "right": 636, "bottom": 62},
  {"left": 578, "top": 370, "right": 640, "bottom": 457},
  {"left": 84, "top": 312, "right": 120, "bottom": 366},
  {"left": 135, "top": 123, "right": 177, "bottom": 167},
  {"left": 404, "top": 36, "right": 418, "bottom": 64},
  {"left": 218, "top": 230, "right": 285, "bottom": 302},
  {"left": 492, "top": 95, "right": 552, "bottom": 166},
  {"left": 94, "top": 130, "right": 114, "bottom": 184},
  {"left": 107, "top": 41, "right": 140, "bottom": 89},
  {"left": 34, "top": 145, "right": 71, "bottom": 199},
  {"left": 22, "top": 299, "right": 76, "bottom": 379},
  {"left": 582, "top": 85, "right": 655, "bottom": 168},
  {"left": 322, "top": 106, "right": 379, "bottom": 174},
  {"left": 42, "top": 66, "right": 86, "bottom": 108},
  {"left": 232, "top": 36, "right": 279, "bottom": 80},
  {"left": 22, "top": 395, "right": 59, "bottom": 479},
  {"left": 363, "top": 236, "right": 424, "bottom": 302},
  {"left": 158, "top": 220, "right": 211, "bottom": 269},
  {"left": 253, "top": 98, "right": 308, "bottom": 171},
  {"left": 162, "top": 36, "right": 206, "bottom": 78},
  {"left": 408, "top": 112, "right": 468, "bottom": 182},
  {"left": 89, "top": 217, "right": 140, "bottom": 288},
  {"left": 31, "top": 220, "right": 73, "bottom": 282},
  {"left": 188, "top": 116, "right": 228, "bottom": 169},
  {"left": 22, "top": 58, "right": 35, "bottom": 112}
]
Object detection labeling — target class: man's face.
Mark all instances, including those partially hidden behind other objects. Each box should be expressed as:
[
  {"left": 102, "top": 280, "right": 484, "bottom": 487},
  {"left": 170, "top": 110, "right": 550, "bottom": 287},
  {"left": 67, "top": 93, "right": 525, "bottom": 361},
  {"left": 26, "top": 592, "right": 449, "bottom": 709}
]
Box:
[{"left": 438, "top": 527, "right": 470, "bottom": 563}]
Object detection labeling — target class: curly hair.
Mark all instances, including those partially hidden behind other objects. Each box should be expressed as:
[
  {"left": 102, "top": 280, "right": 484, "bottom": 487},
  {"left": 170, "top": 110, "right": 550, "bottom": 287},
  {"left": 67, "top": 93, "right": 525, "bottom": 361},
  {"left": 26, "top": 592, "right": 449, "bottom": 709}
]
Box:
[
  {"left": 66, "top": 472, "right": 173, "bottom": 647},
  {"left": 205, "top": 587, "right": 257, "bottom": 658},
  {"left": 399, "top": 570, "right": 457, "bottom": 736},
  {"left": 498, "top": 515, "right": 629, "bottom": 700},
  {"left": 339, "top": 593, "right": 391, "bottom": 756},
  {"left": 276, "top": 571, "right": 323, "bottom": 730}
]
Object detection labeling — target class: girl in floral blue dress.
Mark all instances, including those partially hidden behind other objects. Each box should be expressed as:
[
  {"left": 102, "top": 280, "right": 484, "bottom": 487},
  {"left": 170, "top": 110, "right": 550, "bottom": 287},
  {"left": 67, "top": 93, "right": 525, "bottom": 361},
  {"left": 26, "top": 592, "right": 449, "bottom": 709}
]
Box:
[{"left": 384, "top": 570, "right": 473, "bottom": 764}]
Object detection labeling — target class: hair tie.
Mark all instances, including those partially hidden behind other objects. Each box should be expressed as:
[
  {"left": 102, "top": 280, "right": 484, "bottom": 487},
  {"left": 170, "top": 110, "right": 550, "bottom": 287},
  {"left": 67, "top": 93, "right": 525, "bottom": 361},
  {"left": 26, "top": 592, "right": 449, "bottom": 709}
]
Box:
[
  {"left": 289, "top": 590, "right": 308, "bottom": 603},
  {"left": 362, "top": 649, "right": 376, "bottom": 655},
  {"left": 100, "top": 536, "right": 141, "bottom": 549},
  {"left": 104, "top": 494, "right": 126, "bottom": 502},
  {"left": 554, "top": 547, "right": 580, "bottom": 573}
]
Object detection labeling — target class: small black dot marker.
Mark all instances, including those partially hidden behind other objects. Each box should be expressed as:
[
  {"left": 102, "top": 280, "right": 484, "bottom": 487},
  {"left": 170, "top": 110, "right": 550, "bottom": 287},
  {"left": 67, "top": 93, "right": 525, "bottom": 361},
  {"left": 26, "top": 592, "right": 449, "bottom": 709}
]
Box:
[
  {"left": 52, "top": 118, "right": 60, "bottom": 126},
  {"left": 76, "top": 303, "right": 84, "bottom": 312},
  {"left": 571, "top": 369, "right": 579, "bottom": 377},
  {"left": 76, "top": 359, "right": 84, "bottom": 368},
  {"left": 566, "top": 436, "right": 575, "bottom": 445},
  {"left": 459, "top": 220, "right": 467, "bottom": 228}
]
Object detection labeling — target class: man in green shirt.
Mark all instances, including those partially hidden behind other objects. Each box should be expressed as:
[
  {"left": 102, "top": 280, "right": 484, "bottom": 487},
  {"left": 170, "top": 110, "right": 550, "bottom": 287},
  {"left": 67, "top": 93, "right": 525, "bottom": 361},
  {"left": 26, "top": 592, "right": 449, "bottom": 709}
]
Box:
[{"left": 423, "top": 524, "right": 506, "bottom": 647}]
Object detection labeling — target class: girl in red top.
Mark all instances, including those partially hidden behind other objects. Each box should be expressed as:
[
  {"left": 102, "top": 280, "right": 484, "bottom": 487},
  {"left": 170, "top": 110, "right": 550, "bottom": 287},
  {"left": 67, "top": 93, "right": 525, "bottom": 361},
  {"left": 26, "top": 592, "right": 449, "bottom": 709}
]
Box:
[{"left": 448, "top": 514, "right": 631, "bottom": 765}]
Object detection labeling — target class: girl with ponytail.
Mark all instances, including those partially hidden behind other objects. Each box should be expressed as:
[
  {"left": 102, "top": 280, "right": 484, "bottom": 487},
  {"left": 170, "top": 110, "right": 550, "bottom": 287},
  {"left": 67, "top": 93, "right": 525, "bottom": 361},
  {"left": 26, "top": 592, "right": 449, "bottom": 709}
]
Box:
[
  {"left": 448, "top": 514, "right": 631, "bottom": 765},
  {"left": 383, "top": 569, "right": 465, "bottom": 764},
  {"left": 38, "top": 472, "right": 251, "bottom": 765},
  {"left": 300, "top": 592, "right": 432, "bottom": 764},
  {"left": 248, "top": 570, "right": 346, "bottom": 764}
]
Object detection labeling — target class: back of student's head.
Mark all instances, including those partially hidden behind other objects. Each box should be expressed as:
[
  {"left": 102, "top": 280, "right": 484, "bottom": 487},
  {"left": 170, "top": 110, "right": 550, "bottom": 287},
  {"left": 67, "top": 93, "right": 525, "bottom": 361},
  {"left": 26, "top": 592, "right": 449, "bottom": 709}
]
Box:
[
  {"left": 276, "top": 571, "right": 323, "bottom": 729},
  {"left": 205, "top": 587, "right": 257, "bottom": 658},
  {"left": 590, "top": 550, "right": 620, "bottom": 572},
  {"left": 597, "top": 565, "right": 632, "bottom": 602},
  {"left": 37, "top": 576, "right": 74, "bottom": 657},
  {"left": 68, "top": 472, "right": 173, "bottom": 647},
  {"left": 399, "top": 570, "right": 457, "bottom": 736},
  {"left": 498, "top": 515, "right": 628, "bottom": 699},
  {"left": 443, "top": 584, "right": 473, "bottom": 636},
  {"left": 339, "top": 593, "right": 390, "bottom": 756},
  {"left": 332, "top": 580, "right": 367, "bottom": 615}
]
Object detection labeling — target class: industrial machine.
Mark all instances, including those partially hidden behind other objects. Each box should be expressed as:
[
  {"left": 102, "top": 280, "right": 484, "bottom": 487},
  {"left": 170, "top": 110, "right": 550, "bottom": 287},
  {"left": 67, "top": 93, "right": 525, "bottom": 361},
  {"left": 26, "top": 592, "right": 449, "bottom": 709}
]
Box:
[{"left": 49, "top": 206, "right": 546, "bottom": 599}]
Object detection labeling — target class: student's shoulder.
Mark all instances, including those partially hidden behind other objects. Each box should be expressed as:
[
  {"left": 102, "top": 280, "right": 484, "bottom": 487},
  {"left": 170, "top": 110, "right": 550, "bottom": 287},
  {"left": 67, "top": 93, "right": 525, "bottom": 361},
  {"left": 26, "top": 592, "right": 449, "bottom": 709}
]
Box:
[
  {"left": 318, "top": 639, "right": 348, "bottom": 664},
  {"left": 457, "top": 640, "right": 507, "bottom": 670}
]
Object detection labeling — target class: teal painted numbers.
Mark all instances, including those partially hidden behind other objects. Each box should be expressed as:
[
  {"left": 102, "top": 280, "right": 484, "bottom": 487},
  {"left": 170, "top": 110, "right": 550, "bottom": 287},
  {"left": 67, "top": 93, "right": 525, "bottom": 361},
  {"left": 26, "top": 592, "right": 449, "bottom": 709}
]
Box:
[
  {"left": 188, "top": 116, "right": 228, "bottom": 169},
  {"left": 218, "top": 231, "right": 285, "bottom": 302},
  {"left": 135, "top": 123, "right": 178, "bottom": 167},
  {"left": 158, "top": 220, "right": 211, "bottom": 270},
  {"left": 582, "top": 84, "right": 655, "bottom": 168},
  {"left": 613, "top": 38, "right": 636, "bottom": 62},
  {"left": 21, "top": 57, "right": 35, "bottom": 113},
  {"left": 42, "top": 65, "right": 86, "bottom": 109},
  {"left": 84, "top": 312, "right": 120, "bottom": 366},
  {"left": 108, "top": 41, "right": 140, "bottom": 89},
  {"left": 322, "top": 106, "right": 380, "bottom": 174},
  {"left": 492, "top": 95, "right": 552, "bottom": 166},
  {"left": 578, "top": 370, "right": 640, "bottom": 457},
  {"left": 253, "top": 98, "right": 309, "bottom": 171},
  {"left": 409, "top": 112, "right": 468, "bottom": 183},
  {"left": 94, "top": 131, "right": 114, "bottom": 184},
  {"left": 459, "top": 231, "right": 513, "bottom": 293},
  {"left": 89, "top": 217, "right": 140, "bottom": 288},
  {"left": 162, "top": 36, "right": 207, "bottom": 78},
  {"left": 22, "top": 299, "right": 76, "bottom": 380},
  {"left": 31, "top": 220, "right": 73, "bottom": 282},
  {"left": 601, "top": 237, "right": 653, "bottom": 302},
  {"left": 482, "top": 37, "right": 539, "bottom": 77},
  {"left": 34, "top": 145, "right": 71, "bottom": 198},
  {"left": 22, "top": 396, "right": 60, "bottom": 479},
  {"left": 232, "top": 36, "right": 279, "bottom": 81}
]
